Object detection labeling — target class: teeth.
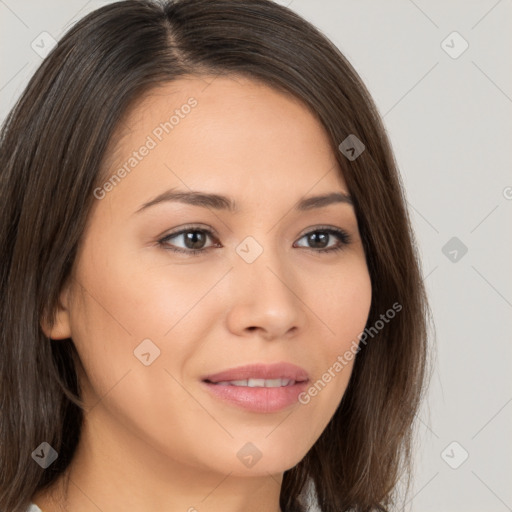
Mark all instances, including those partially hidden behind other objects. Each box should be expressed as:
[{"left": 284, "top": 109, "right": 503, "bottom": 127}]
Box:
[
  {"left": 264, "top": 378, "right": 284, "bottom": 388},
  {"left": 213, "top": 378, "right": 296, "bottom": 387},
  {"left": 230, "top": 379, "right": 248, "bottom": 386},
  {"left": 248, "top": 378, "right": 265, "bottom": 387}
]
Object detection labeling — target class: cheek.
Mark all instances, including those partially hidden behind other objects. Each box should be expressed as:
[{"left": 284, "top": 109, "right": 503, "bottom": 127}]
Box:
[
  {"left": 70, "top": 231, "right": 196, "bottom": 344},
  {"left": 67, "top": 233, "right": 228, "bottom": 406},
  {"left": 298, "top": 259, "right": 371, "bottom": 425},
  {"left": 323, "top": 257, "right": 372, "bottom": 352},
  {"left": 67, "top": 249, "right": 210, "bottom": 458}
]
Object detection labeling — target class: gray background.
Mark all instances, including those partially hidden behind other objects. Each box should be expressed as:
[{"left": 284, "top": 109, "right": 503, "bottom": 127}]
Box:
[{"left": 1, "top": 1, "right": 511, "bottom": 510}]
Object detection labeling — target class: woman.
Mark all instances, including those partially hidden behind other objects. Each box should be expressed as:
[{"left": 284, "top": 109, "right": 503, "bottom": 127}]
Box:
[{"left": 0, "top": 1, "right": 432, "bottom": 511}]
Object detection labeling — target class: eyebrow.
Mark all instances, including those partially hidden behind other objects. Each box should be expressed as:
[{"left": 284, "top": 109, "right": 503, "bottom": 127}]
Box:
[{"left": 135, "top": 188, "right": 353, "bottom": 214}]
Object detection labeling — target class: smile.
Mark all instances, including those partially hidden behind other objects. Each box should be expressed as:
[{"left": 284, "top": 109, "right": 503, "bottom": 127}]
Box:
[{"left": 207, "top": 378, "right": 297, "bottom": 387}]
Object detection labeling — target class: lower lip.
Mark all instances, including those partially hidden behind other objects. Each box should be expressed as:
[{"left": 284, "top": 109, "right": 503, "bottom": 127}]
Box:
[{"left": 201, "top": 381, "right": 309, "bottom": 413}]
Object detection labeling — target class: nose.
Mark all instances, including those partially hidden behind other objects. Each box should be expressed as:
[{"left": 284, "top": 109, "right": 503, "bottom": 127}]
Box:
[{"left": 225, "top": 243, "right": 308, "bottom": 341}]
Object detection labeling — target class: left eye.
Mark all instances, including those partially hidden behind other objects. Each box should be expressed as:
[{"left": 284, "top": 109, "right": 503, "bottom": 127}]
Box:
[
  {"left": 294, "top": 228, "right": 351, "bottom": 252},
  {"left": 158, "top": 226, "right": 351, "bottom": 255}
]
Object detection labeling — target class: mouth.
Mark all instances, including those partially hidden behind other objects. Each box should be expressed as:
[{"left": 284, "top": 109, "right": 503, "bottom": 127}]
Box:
[
  {"left": 201, "top": 362, "right": 310, "bottom": 413},
  {"left": 204, "top": 378, "right": 300, "bottom": 387}
]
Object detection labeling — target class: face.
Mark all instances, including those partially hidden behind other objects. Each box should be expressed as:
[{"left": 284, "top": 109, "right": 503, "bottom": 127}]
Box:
[{"left": 50, "top": 75, "right": 372, "bottom": 477}]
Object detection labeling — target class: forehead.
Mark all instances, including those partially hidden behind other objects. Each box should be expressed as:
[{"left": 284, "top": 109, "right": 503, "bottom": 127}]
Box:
[{"left": 98, "top": 74, "right": 349, "bottom": 213}]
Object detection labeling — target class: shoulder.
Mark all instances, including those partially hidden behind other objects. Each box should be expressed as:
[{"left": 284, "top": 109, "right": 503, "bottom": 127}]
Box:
[{"left": 26, "top": 504, "right": 43, "bottom": 512}]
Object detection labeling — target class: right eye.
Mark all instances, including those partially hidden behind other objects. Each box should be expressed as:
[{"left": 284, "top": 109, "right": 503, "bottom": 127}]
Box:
[{"left": 158, "top": 226, "right": 221, "bottom": 256}]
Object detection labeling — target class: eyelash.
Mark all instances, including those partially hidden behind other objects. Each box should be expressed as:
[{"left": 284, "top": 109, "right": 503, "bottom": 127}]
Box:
[{"left": 157, "top": 224, "right": 352, "bottom": 256}]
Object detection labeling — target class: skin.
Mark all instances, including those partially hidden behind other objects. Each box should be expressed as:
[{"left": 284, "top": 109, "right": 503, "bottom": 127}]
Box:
[{"left": 36, "top": 75, "right": 372, "bottom": 512}]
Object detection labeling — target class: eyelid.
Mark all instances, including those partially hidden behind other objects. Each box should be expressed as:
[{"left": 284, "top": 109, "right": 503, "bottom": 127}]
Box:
[
  {"left": 158, "top": 223, "right": 351, "bottom": 254},
  {"left": 293, "top": 225, "right": 352, "bottom": 250},
  {"left": 161, "top": 223, "right": 347, "bottom": 240},
  {"left": 160, "top": 223, "right": 220, "bottom": 240},
  {"left": 297, "top": 224, "right": 349, "bottom": 239},
  {"left": 157, "top": 224, "right": 221, "bottom": 254}
]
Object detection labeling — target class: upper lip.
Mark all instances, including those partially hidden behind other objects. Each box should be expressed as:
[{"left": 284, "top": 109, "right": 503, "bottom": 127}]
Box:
[{"left": 202, "top": 362, "right": 309, "bottom": 383}]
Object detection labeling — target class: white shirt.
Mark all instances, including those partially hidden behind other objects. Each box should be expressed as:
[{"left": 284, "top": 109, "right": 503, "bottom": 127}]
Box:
[{"left": 27, "top": 504, "right": 43, "bottom": 512}]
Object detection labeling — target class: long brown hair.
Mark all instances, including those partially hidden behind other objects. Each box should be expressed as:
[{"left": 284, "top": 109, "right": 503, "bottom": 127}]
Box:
[{"left": 0, "top": 1, "right": 433, "bottom": 511}]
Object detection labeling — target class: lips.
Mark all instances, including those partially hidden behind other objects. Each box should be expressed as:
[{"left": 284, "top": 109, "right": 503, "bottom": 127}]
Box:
[
  {"left": 213, "top": 378, "right": 296, "bottom": 387},
  {"left": 202, "top": 362, "right": 309, "bottom": 384},
  {"left": 201, "top": 362, "right": 310, "bottom": 413}
]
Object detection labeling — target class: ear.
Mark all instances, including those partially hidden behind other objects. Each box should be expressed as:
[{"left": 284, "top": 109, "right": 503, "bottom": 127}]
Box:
[{"left": 41, "top": 282, "right": 72, "bottom": 340}]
